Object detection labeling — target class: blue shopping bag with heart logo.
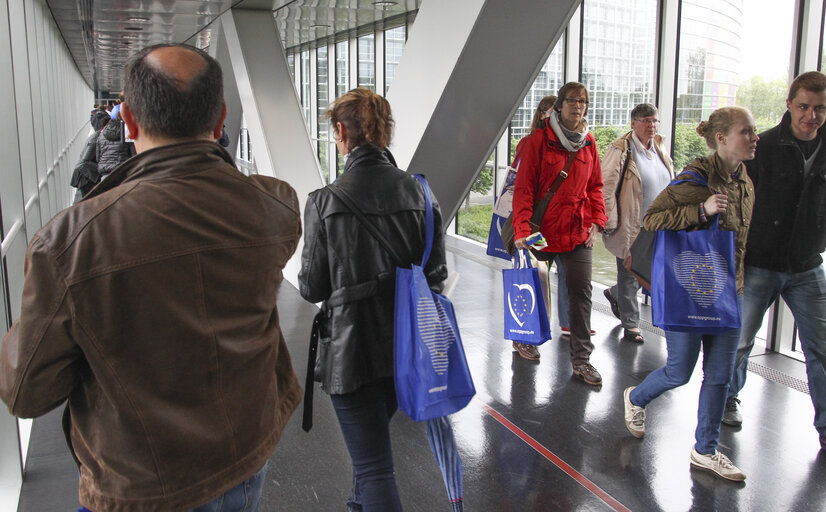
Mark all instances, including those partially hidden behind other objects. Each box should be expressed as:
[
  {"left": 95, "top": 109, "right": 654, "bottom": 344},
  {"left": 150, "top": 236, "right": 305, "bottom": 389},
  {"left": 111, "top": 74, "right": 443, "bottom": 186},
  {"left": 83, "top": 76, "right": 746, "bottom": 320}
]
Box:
[
  {"left": 395, "top": 175, "right": 475, "bottom": 422},
  {"left": 651, "top": 217, "right": 740, "bottom": 333},
  {"left": 502, "top": 250, "right": 551, "bottom": 344}
]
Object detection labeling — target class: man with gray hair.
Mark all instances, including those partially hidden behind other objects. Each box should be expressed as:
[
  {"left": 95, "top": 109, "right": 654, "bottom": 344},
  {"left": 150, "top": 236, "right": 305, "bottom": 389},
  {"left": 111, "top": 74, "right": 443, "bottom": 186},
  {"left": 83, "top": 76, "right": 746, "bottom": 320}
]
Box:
[
  {"left": 601, "top": 103, "right": 674, "bottom": 343},
  {"left": 0, "top": 44, "right": 302, "bottom": 510}
]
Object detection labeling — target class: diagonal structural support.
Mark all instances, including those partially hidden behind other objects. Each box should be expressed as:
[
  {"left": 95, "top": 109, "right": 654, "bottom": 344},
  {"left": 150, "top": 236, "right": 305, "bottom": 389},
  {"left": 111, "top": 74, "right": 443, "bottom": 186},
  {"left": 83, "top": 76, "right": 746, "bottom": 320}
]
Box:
[
  {"left": 220, "top": 8, "right": 323, "bottom": 199},
  {"left": 220, "top": 8, "right": 323, "bottom": 285},
  {"left": 388, "top": 0, "right": 581, "bottom": 226},
  {"left": 206, "top": 26, "right": 243, "bottom": 159}
]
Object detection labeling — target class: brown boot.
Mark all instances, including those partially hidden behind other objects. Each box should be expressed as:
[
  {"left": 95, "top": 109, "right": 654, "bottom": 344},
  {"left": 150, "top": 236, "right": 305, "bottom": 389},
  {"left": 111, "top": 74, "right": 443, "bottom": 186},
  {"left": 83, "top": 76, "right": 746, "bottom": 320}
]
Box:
[
  {"left": 513, "top": 342, "right": 540, "bottom": 360},
  {"left": 572, "top": 363, "right": 602, "bottom": 386}
]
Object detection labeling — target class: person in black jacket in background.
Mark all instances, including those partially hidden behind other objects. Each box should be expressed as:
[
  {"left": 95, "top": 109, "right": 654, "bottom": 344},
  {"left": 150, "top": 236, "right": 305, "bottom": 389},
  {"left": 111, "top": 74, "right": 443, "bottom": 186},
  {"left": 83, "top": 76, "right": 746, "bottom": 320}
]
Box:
[
  {"left": 722, "top": 71, "right": 826, "bottom": 452},
  {"left": 299, "top": 87, "right": 448, "bottom": 511},
  {"left": 96, "top": 104, "right": 136, "bottom": 179},
  {"left": 70, "top": 109, "right": 111, "bottom": 203}
]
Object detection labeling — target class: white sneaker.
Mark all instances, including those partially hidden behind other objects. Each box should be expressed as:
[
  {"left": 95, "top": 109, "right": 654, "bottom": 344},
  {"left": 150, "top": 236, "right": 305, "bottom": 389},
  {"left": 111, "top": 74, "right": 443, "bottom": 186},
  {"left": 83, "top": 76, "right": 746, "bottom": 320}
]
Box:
[
  {"left": 690, "top": 448, "right": 746, "bottom": 481},
  {"left": 623, "top": 386, "right": 645, "bottom": 439}
]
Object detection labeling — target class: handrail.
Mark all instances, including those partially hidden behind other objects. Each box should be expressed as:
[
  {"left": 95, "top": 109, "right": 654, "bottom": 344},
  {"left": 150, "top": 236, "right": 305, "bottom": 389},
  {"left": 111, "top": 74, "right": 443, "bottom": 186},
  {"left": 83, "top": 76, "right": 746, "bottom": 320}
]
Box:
[{"left": 1, "top": 220, "right": 23, "bottom": 259}]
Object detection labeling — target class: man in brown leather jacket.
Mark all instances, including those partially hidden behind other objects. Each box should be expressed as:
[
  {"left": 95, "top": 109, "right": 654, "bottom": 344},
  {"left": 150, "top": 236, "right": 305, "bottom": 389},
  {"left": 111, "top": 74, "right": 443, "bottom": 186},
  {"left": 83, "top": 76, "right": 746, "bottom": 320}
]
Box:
[{"left": 0, "top": 44, "right": 302, "bottom": 511}]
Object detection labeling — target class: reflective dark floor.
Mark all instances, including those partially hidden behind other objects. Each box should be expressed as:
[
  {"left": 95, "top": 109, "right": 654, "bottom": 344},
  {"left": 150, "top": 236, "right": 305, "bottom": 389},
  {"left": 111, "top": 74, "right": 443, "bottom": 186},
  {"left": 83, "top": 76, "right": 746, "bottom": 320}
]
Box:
[{"left": 18, "top": 238, "right": 826, "bottom": 511}]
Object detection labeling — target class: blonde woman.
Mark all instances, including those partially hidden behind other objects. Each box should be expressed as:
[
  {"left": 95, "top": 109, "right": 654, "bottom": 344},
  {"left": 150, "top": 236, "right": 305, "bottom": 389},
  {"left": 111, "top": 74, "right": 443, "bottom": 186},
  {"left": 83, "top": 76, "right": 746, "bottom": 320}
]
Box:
[{"left": 623, "top": 106, "right": 758, "bottom": 482}]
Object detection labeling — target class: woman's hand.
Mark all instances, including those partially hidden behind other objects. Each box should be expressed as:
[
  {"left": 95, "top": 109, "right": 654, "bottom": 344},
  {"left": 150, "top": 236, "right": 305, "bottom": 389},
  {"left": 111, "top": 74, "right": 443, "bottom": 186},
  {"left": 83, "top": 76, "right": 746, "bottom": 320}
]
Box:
[
  {"left": 585, "top": 224, "right": 601, "bottom": 247},
  {"left": 704, "top": 193, "right": 728, "bottom": 216},
  {"left": 514, "top": 237, "right": 529, "bottom": 250}
]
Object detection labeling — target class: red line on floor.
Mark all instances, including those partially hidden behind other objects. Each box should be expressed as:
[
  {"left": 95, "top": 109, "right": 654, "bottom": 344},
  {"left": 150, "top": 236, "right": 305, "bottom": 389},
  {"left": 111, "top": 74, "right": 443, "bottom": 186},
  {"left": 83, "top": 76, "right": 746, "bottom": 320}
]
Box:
[{"left": 477, "top": 398, "right": 632, "bottom": 512}]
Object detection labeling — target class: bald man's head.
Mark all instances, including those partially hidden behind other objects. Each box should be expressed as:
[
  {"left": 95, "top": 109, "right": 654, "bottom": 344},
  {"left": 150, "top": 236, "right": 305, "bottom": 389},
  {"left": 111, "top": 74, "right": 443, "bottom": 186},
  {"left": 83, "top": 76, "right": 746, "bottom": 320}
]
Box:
[{"left": 124, "top": 44, "right": 223, "bottom": 139}]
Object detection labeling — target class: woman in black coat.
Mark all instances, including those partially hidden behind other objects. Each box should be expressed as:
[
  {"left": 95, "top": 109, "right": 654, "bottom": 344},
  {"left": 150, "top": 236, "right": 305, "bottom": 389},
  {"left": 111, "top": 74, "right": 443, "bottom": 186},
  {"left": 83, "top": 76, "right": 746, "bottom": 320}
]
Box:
[{"left": 299, "top": 88, "right": 447, "bottom": 511}]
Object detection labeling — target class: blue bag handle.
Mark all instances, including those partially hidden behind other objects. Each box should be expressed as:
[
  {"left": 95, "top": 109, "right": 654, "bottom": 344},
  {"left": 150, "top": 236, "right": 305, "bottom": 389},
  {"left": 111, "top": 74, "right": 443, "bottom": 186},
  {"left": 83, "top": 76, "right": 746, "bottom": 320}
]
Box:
[
  {"left": 512, "top": 249, "right": 533, "bottom": 269},
  {"left": 669, "top": 169, "right": 709, "bottom": 187},
  {"left": 413, "top": 174, "right": 434, "bottom": 267}
]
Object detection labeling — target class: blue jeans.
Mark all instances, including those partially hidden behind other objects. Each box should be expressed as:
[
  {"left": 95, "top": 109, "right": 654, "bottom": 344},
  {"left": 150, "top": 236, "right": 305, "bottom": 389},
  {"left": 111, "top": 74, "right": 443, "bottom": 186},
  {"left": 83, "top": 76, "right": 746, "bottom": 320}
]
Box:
[
  {"left": 190, "top": 461, "right": 268, "bottom": 512},
  {"left": 728, "top": 265, "right": 826, "bottom": 437},
  {"left": 331, "top": 378, "right": 403, "bottom": 512},
  {"left": 630, "top": 319, "right": 741, "bottom": 454}
]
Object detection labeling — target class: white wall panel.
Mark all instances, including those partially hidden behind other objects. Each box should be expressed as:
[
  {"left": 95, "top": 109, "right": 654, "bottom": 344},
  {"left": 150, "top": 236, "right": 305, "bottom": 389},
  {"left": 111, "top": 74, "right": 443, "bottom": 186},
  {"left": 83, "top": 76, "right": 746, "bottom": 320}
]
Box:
[{"left": 0, "top": 1, "right": 92, "bottom": 507}]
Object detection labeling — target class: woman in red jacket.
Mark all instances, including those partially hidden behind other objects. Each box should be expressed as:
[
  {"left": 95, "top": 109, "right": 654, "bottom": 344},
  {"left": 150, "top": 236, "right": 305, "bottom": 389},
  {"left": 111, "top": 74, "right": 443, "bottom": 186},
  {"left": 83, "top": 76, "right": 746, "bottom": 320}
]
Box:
[{"left": 512, "top": 82, "right": 607, "bottom": 385}]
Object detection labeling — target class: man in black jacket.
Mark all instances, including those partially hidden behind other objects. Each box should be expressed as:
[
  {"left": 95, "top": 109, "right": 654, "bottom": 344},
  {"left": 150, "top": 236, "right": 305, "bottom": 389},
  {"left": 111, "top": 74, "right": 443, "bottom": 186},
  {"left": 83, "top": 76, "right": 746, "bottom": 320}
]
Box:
[{"left": 722, "top": 72, "right": 826, "bottom": 451}]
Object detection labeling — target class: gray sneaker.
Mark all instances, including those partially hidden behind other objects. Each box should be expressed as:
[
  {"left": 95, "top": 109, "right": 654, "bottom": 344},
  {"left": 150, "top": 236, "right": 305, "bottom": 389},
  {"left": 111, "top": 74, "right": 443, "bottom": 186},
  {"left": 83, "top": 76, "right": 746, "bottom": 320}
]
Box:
[
  {"left": 690, "top": 448, "right": 746, "bottom": 481},
  {"left": 722, "top": 397, "right": 742, "bottom": 427},
  {"left": 623, "top": 386, "right": 645, "bottom": 438}
]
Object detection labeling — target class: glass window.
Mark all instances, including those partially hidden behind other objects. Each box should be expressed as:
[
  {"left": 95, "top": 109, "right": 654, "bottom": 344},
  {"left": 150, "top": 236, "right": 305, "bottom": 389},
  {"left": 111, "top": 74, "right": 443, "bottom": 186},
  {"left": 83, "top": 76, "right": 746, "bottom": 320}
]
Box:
[
  {"left": 509, "top": 40, "right": 565, "bottom": 156},
  {"left": 300, "top": 50, "right": 311, "bottom": 130},
  {"left": 317, "top": 45, "right": 330, "bottom": 183},
  {"left": 456, "top": 151, "right": 496, "bottom": 243},
  {"left": 582, "top": 0, "right": 658, "bottom": 159},
  {"left": 336, "top": 40, "right": 349, "bottom": 98},
  {"left": 385, "top": 25, "right": 406, "bottom": 92},
  {"left": 287, "top": 53, "right": 295, "bottom": 82},
  {"left": 358, "top": 34, "right": 375, "bottom": 91},
  {"left": 335, "top": 40, "right": 349, "bottom": 176},
  {"left": 734, "top": 0, "right": 794, "bottom": 133}
]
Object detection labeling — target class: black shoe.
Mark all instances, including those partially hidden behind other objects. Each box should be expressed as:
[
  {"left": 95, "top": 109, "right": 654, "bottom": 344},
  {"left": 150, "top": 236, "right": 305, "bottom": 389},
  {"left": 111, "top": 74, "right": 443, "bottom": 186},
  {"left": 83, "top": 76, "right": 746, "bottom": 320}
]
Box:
[
  {"left": 604, "top": 288, "right": 621, "bottom": 319},
  {"left": 722, "top": 397, "right": 743, "bottom": 427},
  {"left": 622, "top": 328, "right": 644, "bottom": 344}
]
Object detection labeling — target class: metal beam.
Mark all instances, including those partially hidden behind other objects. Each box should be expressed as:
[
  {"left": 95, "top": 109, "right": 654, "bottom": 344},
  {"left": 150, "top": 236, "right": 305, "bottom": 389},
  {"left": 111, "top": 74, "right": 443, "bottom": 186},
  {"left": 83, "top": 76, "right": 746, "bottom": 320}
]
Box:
[
  {"left": 220, "top": 8, "right": 323, "bottom": 196},
  {"left": 388, "top": 0, "right": 581, "bottom": 226}
]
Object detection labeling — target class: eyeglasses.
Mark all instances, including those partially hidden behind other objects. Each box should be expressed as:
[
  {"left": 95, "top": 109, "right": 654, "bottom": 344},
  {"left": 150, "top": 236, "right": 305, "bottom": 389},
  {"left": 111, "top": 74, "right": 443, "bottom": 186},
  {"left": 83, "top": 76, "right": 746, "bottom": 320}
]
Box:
[
  {"left": 563, "top": 98, "right": 588, "bottom": 106},
  {"left": 633, "top": 118, "right": 660, "bottom": 125}
]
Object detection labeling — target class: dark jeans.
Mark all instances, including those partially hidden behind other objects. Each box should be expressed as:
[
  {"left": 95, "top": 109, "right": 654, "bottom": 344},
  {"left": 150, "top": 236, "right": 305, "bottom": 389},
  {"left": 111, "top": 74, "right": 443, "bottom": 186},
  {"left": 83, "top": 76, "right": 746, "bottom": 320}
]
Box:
[
  {"left": 331, "top": 378, "right": 403, "bottom": 512},
  {"left": 610, "top": 256, "right": 641, "bottom": 330},
  {"left": 190, "top": 461, "right": 268, "bottom": 512},
  {"left": 545, "top": 245, "right": 594, "bottom": 365}
]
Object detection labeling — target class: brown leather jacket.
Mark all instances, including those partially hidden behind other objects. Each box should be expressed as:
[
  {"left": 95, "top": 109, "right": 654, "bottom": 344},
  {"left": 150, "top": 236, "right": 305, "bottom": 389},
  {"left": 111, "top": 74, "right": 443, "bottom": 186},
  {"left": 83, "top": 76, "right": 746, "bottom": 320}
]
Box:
[{"left": 0, "top": 141, "right": 303, "bottom": 511}]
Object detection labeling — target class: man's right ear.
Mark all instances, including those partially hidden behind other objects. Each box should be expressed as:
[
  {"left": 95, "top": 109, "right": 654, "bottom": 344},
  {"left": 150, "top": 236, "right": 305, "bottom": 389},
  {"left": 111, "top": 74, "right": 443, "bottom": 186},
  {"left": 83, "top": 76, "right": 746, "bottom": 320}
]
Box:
[{"left": 120, "top": 103, "right": 139, "bottom": 141}]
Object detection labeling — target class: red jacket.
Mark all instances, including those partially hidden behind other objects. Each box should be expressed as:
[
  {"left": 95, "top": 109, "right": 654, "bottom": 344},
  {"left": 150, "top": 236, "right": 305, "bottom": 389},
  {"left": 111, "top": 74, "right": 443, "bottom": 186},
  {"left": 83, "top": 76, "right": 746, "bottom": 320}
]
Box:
[{"left": 512, "top": 124, "right": 607, "bottom": 253}]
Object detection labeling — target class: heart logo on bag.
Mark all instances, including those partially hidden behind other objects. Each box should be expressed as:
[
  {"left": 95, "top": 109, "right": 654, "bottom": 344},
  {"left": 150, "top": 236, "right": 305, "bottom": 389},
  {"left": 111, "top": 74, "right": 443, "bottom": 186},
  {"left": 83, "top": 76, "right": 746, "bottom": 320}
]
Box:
[
  {"left": 416, "top": 296, "right": 453, "bottom": 376},
  {"left": 508, "top": 284, "right": 536, "bottom": 327},
  {"left": 672, "top": 250, "right": 729, "bottom": 308}
]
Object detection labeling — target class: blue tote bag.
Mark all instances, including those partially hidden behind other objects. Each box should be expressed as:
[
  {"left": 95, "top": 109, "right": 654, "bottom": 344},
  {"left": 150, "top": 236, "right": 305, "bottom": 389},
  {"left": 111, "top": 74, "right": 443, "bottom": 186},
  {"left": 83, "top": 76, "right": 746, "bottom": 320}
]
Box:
[
  {"left": 651, "top": 217, "right": 740, "bottom": 333},
  {"left": 395, "top": 175, "right": 475, "bottom": 422},
  {"left": 502, "top": 250, "right": 551, "bottom": 344},
  {"left": 487, "top": 164, "right": 518, "bottom": 260}
]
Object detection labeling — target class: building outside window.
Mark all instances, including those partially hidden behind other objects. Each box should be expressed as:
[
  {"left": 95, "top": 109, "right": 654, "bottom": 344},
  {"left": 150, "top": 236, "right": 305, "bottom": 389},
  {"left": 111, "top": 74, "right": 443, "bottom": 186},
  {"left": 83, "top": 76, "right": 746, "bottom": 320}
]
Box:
[
  {"left": 335, "top": 40, "right": 349, "bottom": 175},
  {"left": 385, "top": 25, "right": 406, "bottom": 92},
  {"left": 317, "top": 45, "right": 330, "bottom": 183},
  {"left": 300, "top": 50, "right": 312, "bottom": 131},
  {"left": 358, "top": 34, "right": 375, "bottom": 91}
]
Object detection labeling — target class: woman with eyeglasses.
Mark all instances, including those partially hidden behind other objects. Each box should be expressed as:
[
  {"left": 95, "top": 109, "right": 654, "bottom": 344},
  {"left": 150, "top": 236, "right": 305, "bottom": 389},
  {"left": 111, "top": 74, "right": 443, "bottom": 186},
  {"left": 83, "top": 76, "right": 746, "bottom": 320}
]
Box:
[{"left": 511, "top": 82, "right": 607, "bottom": 385}]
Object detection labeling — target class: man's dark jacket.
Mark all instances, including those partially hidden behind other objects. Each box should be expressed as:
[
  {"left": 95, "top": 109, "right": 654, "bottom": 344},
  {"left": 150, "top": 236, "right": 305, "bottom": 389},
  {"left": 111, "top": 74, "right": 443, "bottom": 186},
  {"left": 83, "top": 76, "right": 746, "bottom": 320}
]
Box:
[
  {"left": 298, "top": 145, "right": 448, "bottom": 395},
  {"left": 745, "top": 110, "right": 826, "bottom": 272},
  {"left": 0, "top": 141, "right": 303, "bottom": 511}
]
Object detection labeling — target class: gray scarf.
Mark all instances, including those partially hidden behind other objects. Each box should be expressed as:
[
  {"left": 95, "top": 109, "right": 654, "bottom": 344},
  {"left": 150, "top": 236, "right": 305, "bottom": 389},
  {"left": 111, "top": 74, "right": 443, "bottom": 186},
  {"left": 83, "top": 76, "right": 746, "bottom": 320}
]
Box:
[{"left": 549, "top": 111, "right": 589, "bottom": 152}]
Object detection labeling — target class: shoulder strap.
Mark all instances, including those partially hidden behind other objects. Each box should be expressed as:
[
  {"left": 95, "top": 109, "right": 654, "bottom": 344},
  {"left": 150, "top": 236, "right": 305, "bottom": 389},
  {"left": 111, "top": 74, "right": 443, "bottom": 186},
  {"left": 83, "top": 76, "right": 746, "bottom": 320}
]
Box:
[
  {"left": 530, "top": 151, "right": 576, "bottom": 226},
  {"left": 327, "top": 184, "right": 405, "bottom": 267},
  {"left": 670, "top": 169, "right": 709, "bottom": 187},
  {"left": 615, "top": 142, "right": 633, "bottom": 200},
  {"left": 412, "top": 174, "right": 434, "bottom": 267}
]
